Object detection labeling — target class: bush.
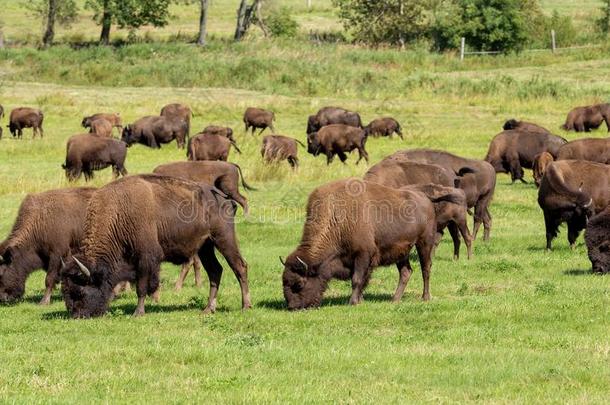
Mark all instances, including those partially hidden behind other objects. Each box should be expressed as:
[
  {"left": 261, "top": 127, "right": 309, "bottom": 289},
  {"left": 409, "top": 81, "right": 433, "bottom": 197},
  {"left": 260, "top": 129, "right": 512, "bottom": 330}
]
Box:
[{"left": 265, "top": 7, "right": 299, "bottom": 38}]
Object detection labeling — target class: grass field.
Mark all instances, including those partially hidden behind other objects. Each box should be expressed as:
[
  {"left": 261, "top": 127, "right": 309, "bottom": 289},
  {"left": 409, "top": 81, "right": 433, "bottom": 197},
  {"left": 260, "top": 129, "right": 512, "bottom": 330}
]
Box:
[{"left": 0, "top": 2, "right": 610, "bottom": 404}]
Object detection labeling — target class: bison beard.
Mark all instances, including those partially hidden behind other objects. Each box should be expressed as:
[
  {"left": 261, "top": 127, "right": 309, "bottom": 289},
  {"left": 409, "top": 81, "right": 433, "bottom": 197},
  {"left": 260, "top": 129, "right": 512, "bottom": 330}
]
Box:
[
  {"left": 585, "top": 208, "right": 610, "bottom": 274},
  {"left": 60, "top": 174, "right": 251, "bottom": 318}
]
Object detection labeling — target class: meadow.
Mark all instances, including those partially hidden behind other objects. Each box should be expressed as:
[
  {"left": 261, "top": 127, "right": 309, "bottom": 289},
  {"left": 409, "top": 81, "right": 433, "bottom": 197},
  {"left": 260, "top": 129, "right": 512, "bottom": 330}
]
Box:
[{"left": 0, "top": 1, "right": 609, "bottom": 403}]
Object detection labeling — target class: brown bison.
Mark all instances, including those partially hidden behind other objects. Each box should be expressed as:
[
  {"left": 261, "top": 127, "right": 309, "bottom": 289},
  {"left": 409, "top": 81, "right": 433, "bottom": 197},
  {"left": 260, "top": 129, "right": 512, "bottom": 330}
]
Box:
[
  {"left": 364, "top": 160, "right": 473, "bottom": 259},
  {"left": 485, "top": 130, "right": 567, "bottom": 183},
  {"left": 8, "top": 107, "right": 44, "bottom": 139},
  {"left": 261, "top": 135, "right": 305, "bottom": 169},
  {"left": 160, "top": 103, "right": 192, "bottom": 136},
  {"left": 562, "top": 103, "right": 610, "bottom": 132},
  {"left": 202, "top": 125, "right": 235, "bottom": 142},
  {"left": 365, "top": 117, "right": 403, "bottom": 139},
  {"left": 122, "top": 116, "right": 189, "bottom": 149},
  {"left": 388, "top": 149, "right": 496, "bottom": 241},
  {"left": 88, "top": 118, "right": 113, "bottom": 137},
  {"left": 0, "top": 104, "right": 3, "bottom": 139},
  {"left": 556, "top": 137, "right": 610, "bottom": 164},
  {"left": 243, "top": 107, "right": 275, "bottom": 135},
  {"left": 585, "top": 207, "right": 610, "bottom": 274},
  {"left": 187, "top": 133, "right": 241, "bottom": 161},
  {"left": 306, "top": 106, "right": 363, "bottom": 133},
  {"left": 60, "top": 174, "right": 251, "bottom": 317},
  {"left": 532, "top": 152, "right": 554, "bottom": 188},
  {"left": 0, "top": 187, "right": 95, "bottom": 305},
  {"left": 82, "top": 113, "right": 122, "bottom": 136},
  {"left": 282, "top": 179, "right": 450, "bottom": 310},
  {"left": 538, "top": 160, "right": 610, "bottom": 250},
  {"left": 63, "top": 134, "right": 128, "bottom": 181},
  {"left": 307, "top": 124, "right": 368, "bottom": 165},
  {"left": 503, "top": 119, "right": 550, "bottom": 134}
]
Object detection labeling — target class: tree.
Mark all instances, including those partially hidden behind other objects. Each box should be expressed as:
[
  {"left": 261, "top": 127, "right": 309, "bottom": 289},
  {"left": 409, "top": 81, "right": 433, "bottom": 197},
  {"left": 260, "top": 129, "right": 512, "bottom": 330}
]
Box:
[
  {"left": 85, "top": 0, "right": 171, "bottom": 45},
  {"left": 598, "top": 0, "right": 610, "bottom": 35},
  {"left": 42, "top": 0, "right": 58, "bottom": 47},
  {"left": 197, "top": 0, "right": 210, "bottom": 46},
  {"left": 25, "top": 0, "right": 78, "bottom": 47},
  {"left": 0, "top": 20, "right": 4, "bottom": 49},
  {"left": 234, "top": 0, "right": 266, "bottom": 41}
]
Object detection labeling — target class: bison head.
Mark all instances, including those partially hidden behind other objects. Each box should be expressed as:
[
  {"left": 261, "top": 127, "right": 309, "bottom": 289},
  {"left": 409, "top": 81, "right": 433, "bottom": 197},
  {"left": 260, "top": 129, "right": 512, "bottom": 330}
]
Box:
[
  {"left": 8, "top": 122, "right": 17, "bottom": 137},
  {"left": 81, "top": 117, "right": 91, "bottom": 128},
  {"left": 281, "top": 255, "right": 328, "bottom": 310},
  {"left": 226, "top": 128, "right": 235, "bottom": 142},
  {"left": 585, "top": 211, "right": 610, "bottom": 274},
  {"left": 307, "top": 132, "right": 321, "bottom": 156},
  {"left": 60, "top": 257, "right": 113, "bottom": 318},
  {"left": 306, "top": 115, "right": 318, "bottom": 134},
  {"left": 503, "top": 119, "right": 520, "bottom": 131},
  {"left": 0, "top": 251, "right": 27, "bottom": 303},
  {"left": 120, "top": 125, "right": 137, "bottom": 146}
]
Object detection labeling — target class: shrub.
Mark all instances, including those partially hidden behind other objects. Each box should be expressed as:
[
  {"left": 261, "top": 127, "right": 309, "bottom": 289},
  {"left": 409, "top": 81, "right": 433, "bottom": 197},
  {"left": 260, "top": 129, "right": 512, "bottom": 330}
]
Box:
[{"left": 265, "top": 7, "right": 299, "bottom": 38}]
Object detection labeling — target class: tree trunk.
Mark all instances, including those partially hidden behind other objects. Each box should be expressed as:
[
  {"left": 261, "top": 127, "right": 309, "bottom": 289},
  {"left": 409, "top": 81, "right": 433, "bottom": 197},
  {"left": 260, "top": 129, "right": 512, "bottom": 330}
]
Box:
[
  {"left": 197, "top": 0, "right": 209, "bottom": 46},
  {"left": 42, "top": 0, "right": 58, "bottom": 47},
  {"left": 0, "top": 27, "right": 4, "bottom": 49},
  {"left": 100, "top": 0, "right": 112, "bottom": 45},
  {"left": 234, "top": 0, "right": 262, "bottom": 41}
]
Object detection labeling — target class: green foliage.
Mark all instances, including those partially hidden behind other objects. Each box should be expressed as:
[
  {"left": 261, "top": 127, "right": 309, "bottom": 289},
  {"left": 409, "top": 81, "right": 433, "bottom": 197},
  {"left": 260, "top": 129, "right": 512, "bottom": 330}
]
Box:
[
  {"left": 265, "top": 7, "right": 299, "bottom": 38},
  {"left": 24, "top": 0, "right": 79, "bottom": 27},
  {"left": 597, "top": 0, "right": 610, "bottom": 35},
  {"left": 85, "top": 0, "right": 170, "bottom": 30}
]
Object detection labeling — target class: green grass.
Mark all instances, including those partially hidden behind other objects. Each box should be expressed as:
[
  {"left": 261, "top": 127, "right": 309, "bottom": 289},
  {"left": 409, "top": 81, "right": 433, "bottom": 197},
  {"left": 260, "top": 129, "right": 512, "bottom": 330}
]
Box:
[{"left": 1, "top": 26, "right": 610, "bottom": 405}]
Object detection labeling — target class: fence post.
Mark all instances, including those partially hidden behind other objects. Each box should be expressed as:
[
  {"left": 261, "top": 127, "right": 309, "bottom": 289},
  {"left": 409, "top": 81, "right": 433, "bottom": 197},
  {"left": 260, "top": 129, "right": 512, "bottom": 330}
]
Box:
[
  {"left": 307, "top": 0, "right": 311, "bottom": 10},
  {"left": 460, "top": 37, "right": 465, "bottom": 61},
  {"left": 551, "top": 30, "right": 556, "bottom": 53}
]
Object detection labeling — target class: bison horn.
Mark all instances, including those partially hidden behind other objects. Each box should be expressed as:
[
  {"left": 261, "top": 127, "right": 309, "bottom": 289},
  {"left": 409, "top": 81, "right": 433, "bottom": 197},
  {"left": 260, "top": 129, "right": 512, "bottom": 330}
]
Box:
[
  {"left": 584, "top": 198, "right": 593, "bottom": 208},
  {"left": 72, "top": 256, "right": 91, "bottom": 277},
  {"left": 296, "top": 256, "right": 308, "bottom": 270},
  {"left": 279, "top": 256, "right": 286, "bottom": 266},
  {"left": 0, "top": 255, "right": 4, "bottom": 264}
]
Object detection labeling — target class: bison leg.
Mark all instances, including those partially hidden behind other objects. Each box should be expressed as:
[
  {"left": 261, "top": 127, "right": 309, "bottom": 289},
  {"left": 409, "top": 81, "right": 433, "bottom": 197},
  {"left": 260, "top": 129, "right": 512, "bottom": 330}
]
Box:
[
  {"left": 567, "top": 216, "right": 586, "bottom": 249},
  {"left": 198, "top": 240, "right": 223, "bottom": 314},
  {"left": 40, "top": 255, "right": 62, "bottom": 305},
  {"left": 288, "top": 157, "right": 298, "bottom": 169},
  {"left": 508, "top": 155, "right": 525, "bottom": 184},
  {"left": 210, "top": 234, "right": 252, "bottom": 311},
  {"left": 544, "top": 211, "right": 560, "bottom": 251},
  {"left": 349, "top": 253, "right": 372, "bottom": 305},
  {"left": 326, "top": 152, "right": 335, "bottom": 165},
  {"left": 447, "top": 222, "right": 462, "bottom": 261},
  {"left": 392, "top": 256, "right": 413, "bottom": 303},
  {"left": 356, "top": 147, "right": 369, "bottom": 165},
  {"left": 193, "top": 255, "right": 203, "bottom": 288},
  {"left": 175, "top": 261, "right": 191, "bottom": 291},
  {"left": 337, "top": 151, "right": 348, "bottom": 164},
  {"left": 415, "top": 242, "right": 433, "bottom": 302},
  {"left": 456, "top": 217, "right": 473, "bottom": 260},
  {"left": 134, "top": 253, "right": 162, "bottom": 316}
]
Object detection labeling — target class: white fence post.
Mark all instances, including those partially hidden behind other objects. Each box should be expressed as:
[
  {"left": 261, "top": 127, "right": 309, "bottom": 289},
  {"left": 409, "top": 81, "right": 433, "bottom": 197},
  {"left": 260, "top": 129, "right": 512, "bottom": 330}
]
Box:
[
  {"left": 551, "top": 30, "right": 556, "bottom": 53},
  {"left": 460, "top": 37, "right": 465, "bottom": 61}
]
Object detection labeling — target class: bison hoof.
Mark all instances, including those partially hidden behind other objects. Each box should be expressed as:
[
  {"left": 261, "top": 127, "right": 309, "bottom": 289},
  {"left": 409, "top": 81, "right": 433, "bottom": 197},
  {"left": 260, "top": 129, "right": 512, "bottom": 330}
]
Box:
[
  {"left": 202, "top": 306, "right": 216, "bottom": 315},
  {"left": 39, "top": 297, "right": 51, "bottom": 306}
]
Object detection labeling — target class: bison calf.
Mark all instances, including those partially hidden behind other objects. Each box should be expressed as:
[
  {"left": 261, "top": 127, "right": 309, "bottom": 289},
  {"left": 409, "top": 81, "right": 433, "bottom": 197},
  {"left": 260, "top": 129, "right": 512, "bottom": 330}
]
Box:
[
  {"left": 82, "top": 113, "right": 122, "bottom": 136},
  {"left": 89, "top": 118, "right": 113, "bottom": 137},
  {"left": 63, "top": 134, "right": 128, "bottom": 181},
  {"left": 161, "top": 103, "right": 193, "bottom": 136},
  {"left": 365, "top": 117, "right": 403, "bottom": 139},
  {"left": 8, "top": 107, "right": 44, "bottom": 139},
  {"left": 187, "top": 133, "right": 241, "bottom": 162},
  {"left": 243, "top": 107, "right": 275, "bottom": 135},
  {"left": 562, "top": 104, "right": 610, "bottom": 132},
  {"left": 532, "top": 152, "right": 554, "bottom": 188},
  {"left": 261, "top": 135, "right": 304, "bottom": 169},
  {"left": 122, "top": 116, "right": 189, "bottom": 149},
  {"left": 307, "top": 124, "right": 368, "bottom": 165}
]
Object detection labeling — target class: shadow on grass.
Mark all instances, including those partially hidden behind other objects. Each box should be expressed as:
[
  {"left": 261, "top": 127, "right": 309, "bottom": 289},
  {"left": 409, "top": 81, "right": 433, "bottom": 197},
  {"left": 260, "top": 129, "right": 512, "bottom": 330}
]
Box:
[
  {"left": 563, "top": 268, "right": 593, "bottom": 276},
  {"left": 41, "top": 302, "right": 209, "bottom": 320},
  {"left": 257, "top": 292, "right": 394, "bottom": 311}
]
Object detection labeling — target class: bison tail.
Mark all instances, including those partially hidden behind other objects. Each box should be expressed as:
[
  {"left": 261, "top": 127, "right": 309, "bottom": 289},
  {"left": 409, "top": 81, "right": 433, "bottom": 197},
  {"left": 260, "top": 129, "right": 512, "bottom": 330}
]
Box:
[
  {"left": 232, "top": 163, "right": 257, "bottom": 191},
  {"left": 231, "top": 140, "right": 242, "bottom": 155},
  {"left": 545, "top": 163, "right": 592, "bottom": 209},
  {"left": 295, "top": 139, "right": 306, "bottom": 148}
]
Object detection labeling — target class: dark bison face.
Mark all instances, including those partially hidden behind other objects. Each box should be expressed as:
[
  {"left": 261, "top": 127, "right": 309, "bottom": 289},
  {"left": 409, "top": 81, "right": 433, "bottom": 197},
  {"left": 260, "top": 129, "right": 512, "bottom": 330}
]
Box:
[
  {"left": 81, "top": 117, "right": 91, "bottom": 128},
  {"left": 8, "top": 122, "right": 17, "bottom": 136},
  {"left": 60, "top": 258, "right": 111, "bottom": 318},
  {"left": 121, "top": 125, "right": 136, "bottom": 146},
  {"left": 226, "top": 128, "right": 235, "bottom": 142},
  {"left": 0, "top": 261, "right": 26, "bottom": 303},
  {"left": 281, "top": 257, "right": 325, "bottom": 310},
  {"left": 588, "top": 240, "right": 610, "bottom": 273},
  {"left": 307, "top": 132, "right": 320, "bottom": 156},
  {"left": 306, "top": 115, "right": 318, "bottom": 134},
  {"left": 503, "top": 119, "right": 519, "bottom": 131}
]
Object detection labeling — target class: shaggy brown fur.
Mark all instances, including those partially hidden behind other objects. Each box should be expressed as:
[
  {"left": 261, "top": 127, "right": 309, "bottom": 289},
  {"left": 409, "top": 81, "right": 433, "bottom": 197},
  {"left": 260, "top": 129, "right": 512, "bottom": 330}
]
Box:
[
  {"left": 537, "top": 160, "right": 610, "bottom": 250},
  {"left": 307, "top": 106, "right": 363, "bottom": 133},
  {"left": 562, "top": 104, "right": 610, "bottom": 132},
  {"left": 160, "top": 103, "right": 192, "bottom": 136},
  {"left": 485, "top": 130, "right": 567, "bottom": 183},
  {"left": 307, "top": 124, "right": 368, "bottom": 165},
  {"left": 243, "top": 107, "right": 275, "bottom": 135},
  {"left": 8, "top": 107, "right": 44, "bottom": 139},
  {"left": 187, "top": 133, "right": 241, "bottom": 161},
  {"left": 503, "top": 119, "right": 550, "bottom": 134},
  {"left": 202, "top": 125, "right": 235, "bottom": 142},
  {"left": 122, "top": 116, "right": 189, "bottom": 149},
  {"left": 0, "top": 187, "right": 95, "bottom": 305},
  {"left": 388, "top": 149, "right": 496, "bottom": 242},
  {"left": 60, "top": 174, "right": 251, "bottom": 317},
  {"left": 365, "top": 117, "right": 403, "bottom": 139},
  {"left": 532, "top": 152, "right": 554, "bottom": 188},
  {"left": 282, "top": 179, "right": 447, "bottom": 310},
  {"left": 63, "top": 134, "right": 128, "bottom": 181},
  {"left": 82, "top": 113, "right": 122, "bottom": 136},
  {"left": 89, "top": 118, "right": 113, "bottom": 137},
  {"left": 556, "top": 137, "right": 610, "bottom": 164},
  {"left": 261, "top": 135, "right": 304, "bottom": 168},
  {"left": 585, "top": 207, "right": 610, "bottom": 274}
]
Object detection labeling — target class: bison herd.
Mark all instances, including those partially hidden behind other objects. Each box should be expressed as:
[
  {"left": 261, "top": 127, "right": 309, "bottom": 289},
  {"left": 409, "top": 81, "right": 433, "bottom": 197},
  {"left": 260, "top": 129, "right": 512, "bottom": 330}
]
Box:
[{"left": 0, "top": 100, "right": 608, "bottom": 318}]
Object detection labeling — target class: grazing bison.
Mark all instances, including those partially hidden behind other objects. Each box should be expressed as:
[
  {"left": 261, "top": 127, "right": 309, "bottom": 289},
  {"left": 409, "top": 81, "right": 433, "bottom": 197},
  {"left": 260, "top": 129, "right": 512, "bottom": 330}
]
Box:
[
  {"left": 88, "top": 118, "right": 113, "bottom": 137},
  {"left": 538, "top": 160, "right": 610, "bottom": 250},
  {"left": 160, "top": 103, "right": 192, "bottom": 136},
  {"left": 365, "top": 117, "right": 403, "bottom": 139},
  {"left": 307, "top": 124, "right": 368, "bottom": 165},
  {"left": 0, "top": 187, "right": 95, "bottom": 305},
  {"left": 388, "top": 149, "right": 496, "bottom": 241},
  {"left": 60, "top": 175, "right": 251, "bottom": 317},
  {"left": 122, "top": 116, "right": 189, "bottom": 149},
  {"left": 243, "top": 107, "right": 275, "bottom": 135},
  {"left": 307, "top": 106, "right": 363, "bottom": 133},
  {"left": 187, "top": 133, "right": 241, "bottom": 162},
  {"left": 503, "top": 119, "right": 550, "bottom": 134},
  {"left": 82, "top": 113, "right": 122, "bottom": 136},
  {"left": 556, "top": 137, "right": 610, "bottom": 164},
  {"left": 282, "top": 179, "right": 450, "bottom": 310},
  {"left": 202, "top": 125, "right": 235, "bottom": 142},
  {"left": 63, "top": 134, "right": 128, "bottom": 181},
  {"left": 532, "top": 152, "right": 554, "bottom": 188},
  {"left": 261, "top": 135, "right": 304, "bottom": 169},
  {"left": 485, "top": 130, "right": 567, "bottom": 183},
  {"left": 585, "top": 207, "right": 610, "bottom": 274},
  {"left": 562, "top": 103, "right": 610, "bottom": 132},
  {"left": 364, "top": 160, "right": 472, "bottom": 259},
  {"left": 8, "top": 107, "right": 44, "bottom": 139}
]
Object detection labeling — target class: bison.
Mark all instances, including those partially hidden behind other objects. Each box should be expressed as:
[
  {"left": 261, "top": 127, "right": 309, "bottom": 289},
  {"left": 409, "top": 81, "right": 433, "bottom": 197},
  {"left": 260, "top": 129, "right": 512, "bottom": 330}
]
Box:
[
  {"left": 503, "top": 119, "right": 550, "bottom": 134},
  {"left": 243, "top": 107, "right": 275, "bottom": 135},
  {"left": 160, "top": 103, "right": 192, "bottom": 136},
  {"left": 365, "top": 117, "right": 403, "bottom": 139},
  {"left": 532, "top": 152, "right": 555, "bottom": 188},
  {"left": 88, "top": 118, "right": 113, "bottom": 137},
  {"left": 202, "top": 125, "right": 235, "bottom": 142},
  {"left": 122, "top": 116, "right": 189, "bottom": 149},
  {"left": 538, "top": 160, "right": 610, "bottom": 250},
  {"left": 82, "top": 113, "right": 122, "bottom": 136},
  {"left": 388, "top": 149, "right": 496, "bottom": 241},
  {"left": 562, "top": 103, "right": 610, "bottom": 132},
  {"left": 60, "top": 174, "right": 251, "bottom": 317},
  {"left": 281, "top": 179, "right": 450, "bottom": 310},
  {"left": 364, "top": 160, "right": 473, "bottom": 259},
  {"left": 261, "top": 135, "right": 304, "bottom": 169},
  {"left": 307, "top": 124, "right": 368, "bottom": 165},
  {"left": 556, "top": 137, "right": 610, "bottom": 164},
  {"left": 63, "top": 134, "right": 128, "bottom": 181},
  {"left": 306, "top": 106, "right": 363, "bottom": 134},
  {"left": 0, "top": 187, "right": 95, "bottom": 305},
  {"left": 187, "top": 133, "right": 241, "bottom": 162},
  {"left": 485, "top": 129, "right": 567, "bottom": 183},
  {"left": 585, "top": 207, "right": 610, "bottom": 274},
  {"left": 8, "top": 107, "right": 44, "bottom": 139}
]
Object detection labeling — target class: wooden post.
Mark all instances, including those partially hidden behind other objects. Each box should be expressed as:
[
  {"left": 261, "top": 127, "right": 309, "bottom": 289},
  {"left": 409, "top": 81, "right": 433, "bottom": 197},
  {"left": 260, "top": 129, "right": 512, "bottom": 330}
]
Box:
[
  {"left": 307, "top": 0, "right": 312, "bottom": 10},
  {"left": 460, "top": 37, "right": 465, "bottom": 61},
  {"left": 551, "top": 30, "right": 556, "bottom": 53}
]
